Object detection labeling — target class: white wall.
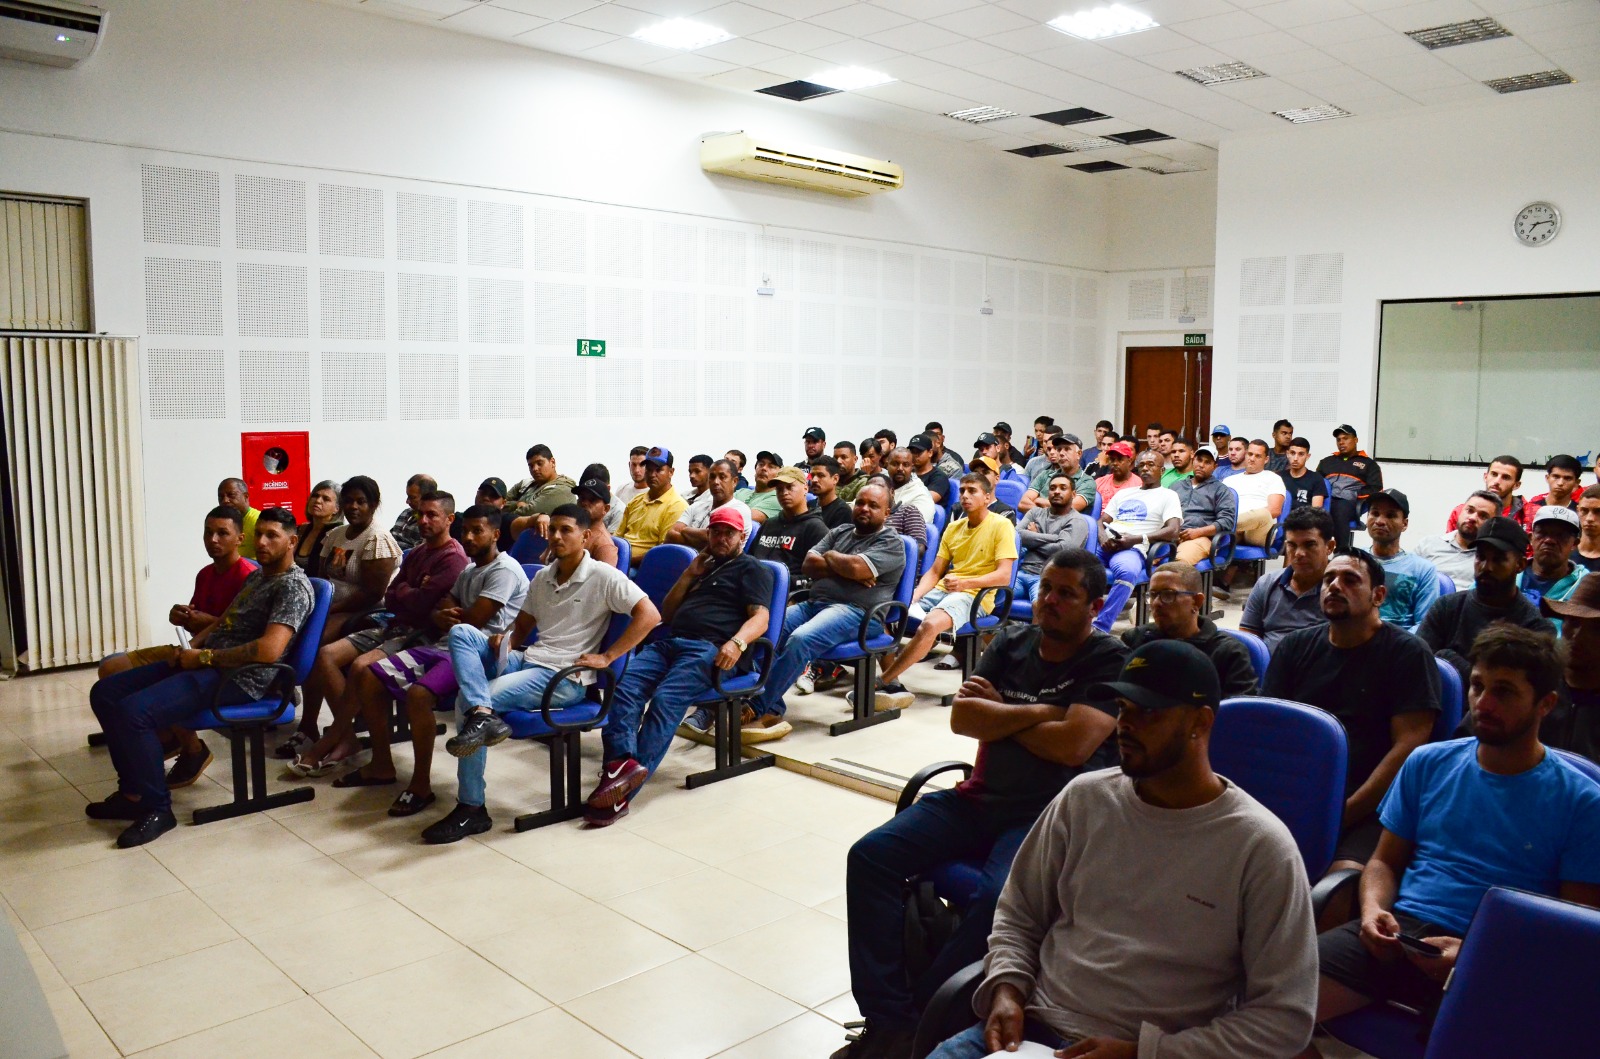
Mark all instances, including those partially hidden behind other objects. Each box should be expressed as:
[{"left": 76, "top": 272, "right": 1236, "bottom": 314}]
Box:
[
  {"left": 1209, "top": 85, "right": 1600, "bottom": 531},
  {"left": 0, "top": 0, "right": 1132, "bottom": 638},
  {"left": 1105, "top": 169, "right": 1217, "bottom": 274}
]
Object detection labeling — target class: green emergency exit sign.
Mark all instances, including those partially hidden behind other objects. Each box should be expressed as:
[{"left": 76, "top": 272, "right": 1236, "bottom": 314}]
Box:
[
  {"left": 1184, "top": 333, "right": 1207, "bottom": 346},
  {"left": 576, "top": 339, "right": 606, "bottom": 357}
]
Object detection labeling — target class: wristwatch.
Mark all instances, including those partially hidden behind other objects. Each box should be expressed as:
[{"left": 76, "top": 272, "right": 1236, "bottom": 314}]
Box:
[
  {"left": 730, "top": 636, "right": 748, "bottom": 654},
  {"left": 199, "top": 649, "right": 214, "bottom": 667}
]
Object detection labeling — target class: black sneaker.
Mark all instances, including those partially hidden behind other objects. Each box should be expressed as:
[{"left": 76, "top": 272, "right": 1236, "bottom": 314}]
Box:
[
  {"left": 117, "top": 810, "right": 178, "bottom": 848},
  {"left": 446, "top": 710, "right": 512, "bottom": 758},
  {"left": 165, "top": 746, "right": 214, "bottom": 789},
  {"left": 421, "top": 802, "right": 492, "bottom": 844},
  {"left": 829, "top": 1020, "right": 915, "bottom": 1059},
  {"left": 85, "top": 791, "right": 144, "bottom": 821}
]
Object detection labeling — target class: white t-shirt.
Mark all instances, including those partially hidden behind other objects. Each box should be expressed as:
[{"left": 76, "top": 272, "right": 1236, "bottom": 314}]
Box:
[
  {"left": 677, "top": 494, "right": 753, "bottom": 532},
  {"left": 1225, "top": 470, "right": 1288, "bottom": 515},
  {"left": 519, "top": 553, "right": 646, "bottom": 679},
  {"left": 1105, "top": 487, "right": 1183, "bottom": 542}
]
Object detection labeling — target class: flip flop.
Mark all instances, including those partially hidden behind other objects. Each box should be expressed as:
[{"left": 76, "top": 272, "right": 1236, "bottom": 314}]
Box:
[
  {"left": 387, "top": 790, "right": 436, "bottom": 817},
  {"left": 286, "top": 753, "right": 339, "bottom": 779},
  {"left": 332, "top": 769, "right": 397, "bottom": 788}
]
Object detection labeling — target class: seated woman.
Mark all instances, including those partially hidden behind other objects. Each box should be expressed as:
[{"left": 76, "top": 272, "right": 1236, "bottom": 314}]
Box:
[
  {"left": 274, "top": 475, "right": 399, "bottom": 759},
  {"left": 294, "top": 479, "right": 344, "bottom": 577}
]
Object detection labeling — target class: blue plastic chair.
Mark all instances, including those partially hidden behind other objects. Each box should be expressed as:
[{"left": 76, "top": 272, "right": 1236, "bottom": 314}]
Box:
[
  {"left": 1433, "top": 657, "right": 1464, "bottom": 740},
  {"left": 611, "top": 535, "right": 631, "bottom": 572},
  {"left": 521, "top": 562, "right": 542, "bottom": 581},
  {"left": 1435, "top": 571, "right": 1455, "bottom": 597},
  {"left": 1224, "top": 628, "right": 1271, "bottom": 685},
  {"left": 633, "top": 544, "right": 695, "bottom": 643},
  {"left": 929, "top": 505, "right": 947, "bottom": 533},
  {"left": 1229, "top": 501, "right": 1291, "bottom": 572},
  {"left": 994, "top": 479, "right": 1025, "bottom": 510},
  {"left": 921, "top": 522, "right": 941, "bottom": 578},
  {"left": 818, "top": 535, "right": 919, "bottom": 736},
  {"left": 189, "top": 577, "right": 332, "bottom": 825},
  {"left": 508, "top": 528, "right": 546, "bottom": 563}
]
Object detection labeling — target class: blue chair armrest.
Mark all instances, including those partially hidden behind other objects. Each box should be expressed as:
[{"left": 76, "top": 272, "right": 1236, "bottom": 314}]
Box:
[
  {"left": 538, "top": 659, "right": 626, "bottom": 732},
  {"left": 859, "top": 599, "right": 909, "bottom": 653},
  {"left": 1310, "top": 867, "right": 1363, "bottom": 920},
  {"left": 709, "top": 637, "right": 776, "bottom": 699},
  {"left": 896, "top": 760, "right": 973, "bottom": 814},
  {"left": 211, "top": 662, "right": 298, "bottom": 711},
  {"left": 971, "top": 585, "right": 1013, "bottom": 629}
]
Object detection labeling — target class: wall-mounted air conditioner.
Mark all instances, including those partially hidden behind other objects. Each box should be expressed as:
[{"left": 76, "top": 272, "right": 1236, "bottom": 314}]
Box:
[
  {"left": 0, "top": 0, "right": 103, "bottom": 68},
  {"left": 700, "top": 132, "right": 904, "bottom": 198}
]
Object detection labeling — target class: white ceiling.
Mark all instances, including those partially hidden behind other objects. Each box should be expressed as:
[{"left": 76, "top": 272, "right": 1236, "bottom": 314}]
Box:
[{"left": 315, "top": 0, "right": 1598, "bottom": 174}]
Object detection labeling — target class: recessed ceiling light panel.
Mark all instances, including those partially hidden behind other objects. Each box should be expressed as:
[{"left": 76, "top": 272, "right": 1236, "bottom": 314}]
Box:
[
  {"left": 1484, "top": 69, "right": 1574, "bottom": 93},
  {"left": 1273, "top": 104, "right": 1352, "bottom": 123},
  {"left": 1048, "top": 4, "right": 1158, "bottom": 41},
  {"left": 1405, "top": 17, "right": 1511, "bottom": 50},
  {"left": 809, "top": 66, "right": 896, "bottom": 91},
  {"left": 1068, "top": 160, "right": 1130, "bottom": 173},
  {"left": 1054, "top": 136, "right": 1119, "bottom": 152},
  {"left": 756, "top": 80, "right": 841, "bottom": 102},
  {"left": 1176, "top": 61, "right": 1267, "bottom": 86},
  {"left": 633, "top": 18, "right": 732, "bottom": 51},
  {"left": 946, "top": 106, "right": 1020, "bottom": 124},
  {"left": 1035, "top": 107, "right": 1110, "bottom": 125}
]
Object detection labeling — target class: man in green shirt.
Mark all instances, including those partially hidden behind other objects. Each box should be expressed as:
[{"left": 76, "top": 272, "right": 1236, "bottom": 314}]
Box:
[
  {"left": 1020, "top": 434, "right": 1093, "bottom": 514},
  {"left": 1162, "top": 436, "right": 1197, "bottom": 489},
  {"left": 735, "top": 450, "right": 784, "bottom": 525}
]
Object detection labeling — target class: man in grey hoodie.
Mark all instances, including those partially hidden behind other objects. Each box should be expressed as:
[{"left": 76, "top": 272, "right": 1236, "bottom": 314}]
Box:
[{"left": 928, "top": 640, "right": 1317, "bottom": 1059}]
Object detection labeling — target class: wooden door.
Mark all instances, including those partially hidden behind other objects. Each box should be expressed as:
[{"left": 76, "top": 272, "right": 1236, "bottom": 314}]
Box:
[{"left": 1124, "top": 346, "right": 1211, "bottom": 444}]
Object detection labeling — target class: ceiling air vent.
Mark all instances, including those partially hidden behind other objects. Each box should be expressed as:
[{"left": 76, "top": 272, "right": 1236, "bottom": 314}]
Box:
[
  {"left": 1139, "top": 160, "right": 1204, "bottom": 174},
  {"left": 700, "top": 133, "right": 903, "bottom": 197},
  {"left": 1176, "top": 61, "right": 1267, "bottom": 86},
  {"left": 1406, "top": 17, "right": 1511, "bottom": 49},
  {"left": 945, "top": 105, "right": 1018, "bottom": 123},
  {"left": 1484, "top": 70, "right": 1573, "bottom": 93},
  {"left": 1274, "top": 104, "right": 1352, "bottom": 123}
]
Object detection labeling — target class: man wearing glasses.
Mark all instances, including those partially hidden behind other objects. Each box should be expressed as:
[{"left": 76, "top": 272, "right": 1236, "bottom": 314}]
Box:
[{"left": 1121, "top": 562, "right": 1259, "bottom": 698}]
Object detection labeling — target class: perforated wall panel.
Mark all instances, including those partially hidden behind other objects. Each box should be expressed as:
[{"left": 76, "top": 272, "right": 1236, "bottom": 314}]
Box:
[
  {"left": 1169, "top": 274, "right": 1212, "bottom": 318},
  {"left": 760, "top": 234, "right": 792, "bottom": 291},
  {"left": 321, "top": 351, "right": 387, "bottom": 421},
  {"left": 651, "top": 291, "right": 698, "bottom": 351},
  {"left": 533, "top": 282, "right": 586, "bottom": 346},
  {"left": 704, "top": 229, "right": 748, "bottom": 289},
  {"left": 1293, "top": 253, "right": 1343, "bottom": 305},
  {"left": 1074, "top": 277, "right": 1099, "bottom": 319},
  {"left": 318, "top": 184, "right": 384, "bottom": 258},
  {"left": 141, "top": 165, "right": 220, "bottom": 247},
  {"left": 1127, "top": 277, "right": 1167, "bottom": 321},
  {"left": 147, "top": 349, "right": 225, "bottom": 419},
  {"left": 702, "top": 360, "right": 750, "bottom": 416},
  {"left": 652, "top": 359, "right": 698, "bottom": 417},
  {"left": 803, "top": 370, "right": 838, "bottom": 417},
  {"left": 1047, "top": 321, "right": 1073, "bottom": 362},
  {"left": 985, "top": 317, "right": 1015, "bottom": 364},
  {"left": 236, "top": 175, "right": 306, "bottom": 253},
  {"left": 794, "top": 240, "right": 836, "bottom": 296},
  {"left": 534, "top": 359, "right": 590, "bottom": 418},
  {"left": 399, "top": 352, "right": 459, "bottom": 419},
  {"left": 145, "top": 258, "right": 222, "bottom": 336},
  {"left": 919, "top": 257, "right": 951, "bottom": 306},
  {"left": 882, "top": 252, "right": 916, "bottom": 303},
  {"left": 1240, "top": 257, "right": 1287, "bottom": 308},
  {"left": 951, "top": 260, "right": 983, "bottom": 309},
  {"left": 841, "top": 305, "right": 879, "bottom": 357},
  {"left": 989, "top": 264, "right": 1016, "bottom": 314},
  {"left": 468, "top": 278, "right": 524, "bottom": 343},
  {"left": 1017, "top": 268, "right": 1045, "bottom": 315},
  {"left": 652, "top": 221, "right": 698, "bottom": 284},
  {"left": 1074, "top": 324, "right": 1099, "bottom": 360},
  {"left": 843, "top": 246, "right": 880, "bottom": 299},
  {"left": 953, "top": 315, "right": 982, "bottom": 361},
  {"left": 1016, "top": 319, "right": 1043, "bottom": 364},
  {"left": 1291, "top": 313, "right": 1341, "bottom": 363},
  {"left": 881, "top": 308, "right": 913, "bottom": 358},
  {"left": 797, "top": 302, "right": 837, "bottom": 356},
  {"left": 398, "top": 273, "right": 458, "bottom": 341},
  {"left": 239, "top": 351, "right": 310, "bottom": 422},
  {"left": 320, "top": 268, "right": 386, "bottom": 340},
  {"left": 1237, "top": 369, "right": 1284, "bottom": 420},
  {"left": 467, "top": 200, "right": 523, "bottom": 269},
  {"left": 1239, "top": 314, "right": 1286, "bottom": 364},
  {"left": 879, "top": 366, "right": 912, "bottom": 416},
  {"left": 919, "top": 312, "right": 951, "bottom": 360},
  {"left": 397, "top": 192, "right": 458, "bottom": 264},
  {"left": 1289, "top": 370, "right": 1340, "bottom": 420},
  {"left": 593, "top": 215, "right": 643, "bottom": 280},
  {"left": 238, "top": 263, "right": 308, "bottom": 338},
  {"left": 593, "top": 286, "right": 644, "bottom": 347},
  {"left": 703, "top": 294, "right": 745, "bottom": 353},
  {"left": 535, "top": 208, "right": 587, "bottom": 274},
  {"left": 752, "top": 298, "right": 792, "bottom": 357},
  {"left": 1048, "top": 274, "right": 1074, "bottom": 318},
  {"left": 841, "top": 374, "right": 876, "bottom": 415},
  {"left": 595, "top": 360, "right": 643, "bottom": 418},
  {"left": 468, "top": 353, "right": 524, "bottom": 419}
]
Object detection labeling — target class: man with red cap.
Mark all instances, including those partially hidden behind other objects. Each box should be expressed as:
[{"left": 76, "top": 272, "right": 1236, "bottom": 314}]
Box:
[{"left": 1095, "top": 441, "right": 1138, "bottom": 508}]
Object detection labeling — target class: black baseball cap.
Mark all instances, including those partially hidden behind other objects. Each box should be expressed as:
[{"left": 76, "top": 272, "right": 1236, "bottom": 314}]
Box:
[
  {"left": 755, "top": 450, "right": 782, "bottom": 466},
  {"left": 1332, "top": 424, "right": 1358, "bottom": 437},
  {"left": 1058, "top": 432, "right": 1082, "bottom": 448},
  {"left": 1088, "top": 641, "right": 1221, "bottom": 712},
  {"left": 974, "top": 431, "right": 998, "bottom": 448},
  {"left": 477, "top": 477, "right": 507, "bottom": 499},
  {"left": 1474, "top": 516, "right": 1528, "bottom": 555},
  {"left": 1369, "top": 488, "right": 1410, "bottom": 517},
  {"left": 575, "top": 477, "right": 610, "bottom": 505},
  {"left": 908, "top": 433, "right": 933, "bottom": 452},
  {"left": 803, "top": 427, "right": 826, "bottom": 442},
  {"left": 993, "top": 421, "right": 1012, "bottom": 434}
]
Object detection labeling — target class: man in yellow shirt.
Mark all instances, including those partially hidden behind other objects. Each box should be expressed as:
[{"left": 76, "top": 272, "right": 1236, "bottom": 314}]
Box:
[
  {"left": 218, "top": 478, "right": 261, "bottom": 560},
  {"left": 617, "top": 446, "right": 687, "bottom": 563},
  {"left": 867, "top": 472, "right": 1016, "bottom": 710}
]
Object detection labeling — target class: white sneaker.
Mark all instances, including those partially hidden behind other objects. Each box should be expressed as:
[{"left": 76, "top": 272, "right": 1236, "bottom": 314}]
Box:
[{"left": 795, "top": 667, "right": 816, "bottom": 695}]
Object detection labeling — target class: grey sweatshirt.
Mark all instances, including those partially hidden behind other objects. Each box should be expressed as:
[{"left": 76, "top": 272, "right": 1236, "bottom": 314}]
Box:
[
  {"left": 1018, "top": 507, "right": 1091, "bottom": 574},
  {"left": 975, "top": 768, "right": 1317, "bottom": 1059}
]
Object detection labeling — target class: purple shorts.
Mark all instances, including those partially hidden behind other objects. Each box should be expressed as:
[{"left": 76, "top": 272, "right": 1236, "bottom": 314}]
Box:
[{"left": 367, "top": 645, "right": 457, "bottom": 701}]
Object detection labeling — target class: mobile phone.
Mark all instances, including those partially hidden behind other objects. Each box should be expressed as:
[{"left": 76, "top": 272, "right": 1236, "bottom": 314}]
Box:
[
  {"left": 1107, "top": 527, "right": 1123, "bottom": 540},
  {"left": 1396, "top": 932, "right": 1442, "bottom": 957}
]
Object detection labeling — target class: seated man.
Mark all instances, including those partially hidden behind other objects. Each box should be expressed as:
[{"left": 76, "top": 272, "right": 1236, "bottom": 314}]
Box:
[
  {"left": 683, "top": 453, "right": 712, "bottom": 505},
  {"left": 809, "top": 455, "right": 853, "bottom": 528},
  {"left": 1265, "top": 550, "right": 1440, "bottom": 871},
  {"left": 388, "top": 473, "right": 435, "bottom": 550},
  {"left": 921, "top": 639, "right": 1317, "bottom": 1059},
  {"left": 290, "top": 491, "right": 469, "bottom": 774},
  {"left": 1315, "top": 425, "right": 1383, "bottom": 550},
  {"left": 504, "top": 444, "right": 578, "bottom": 539},
  {"left": 748, "top": 466, "right": 829, "bottom": 595},
  {"left": 86, "top": 510, "right": 315, "bottom": 847},
  {"left": 586, "top": 507, "right": 772, "bottom": 825},
  {"left": 1094, "top": 441, "right": 1137, "bottom": 506},
  {"left": 1283, "top": 436, "right": 1328, "bottom": 511},
  {"left": 871, "top": 472, "right": 928, "bottom": 569},
  {"left": 98, "top": 506, "right": 260, "bottom": 787},
  {"left": 572, "top": 476, "right": 620, "bottom": 567},
  {"left": 1365, "top": 488, "right": 1442, "bottom": 630},
  {"left": 1159, "top": 431, "right": 1193, "bottom": 488},
  {"left": 1226, "top": 439, "right": 1287, "bottom": 548},
  {"left": 1208, "top": 423, "right": 1231, "bottom": 459},
  {"left": 1418, "top": 516, "right": 1555, "bottom": 685},
  {"left": 336, "top": 504, "right": 528, "bottom": 814},
  {"left": 1521, "top": 506, "right": 1586, "bottom": 606},
  {"left": 1097, "top": 450, "right": 1182, "bottom": 586},
  {"left": 1213, "top": 436, "right": 1247, "bottom": 482},
  {"left": 217, "top": 477, "right": 261, "bottom": 558},
  {"left": 1581, "top": 484, "right": 1600, "bottom": 573},
  {"left": 886, "top": 447, "right": 935, "bottom": 522},
  {"left": 1413, "top": 489, "right": 1499, "bottom": 590},
  {"left": 422, "top": 505, "right": 658, "bottom": 842},
  {"left": 1016, "top": 472, "right": 1090, "bottom": 603},
  {"left": 1082, "top": 419, "right": 1112, "bottom": 466},
  {"left": 1022, "top": 422, "right": 1061, "bottom": 481},
  {"left": 1171, "top": 444, "right": 1236, "bottom": 568},
  {"left": 615, "top": 445, "right": 649, "bottom": 506},
  {"left": 1297, "top": 626, "right": 1600, "bottom": 1059},
  {"left": 835, "top": 551, "right": 1129, "bottom": 1059},
  {"left": 1524, "top": 454, "right": 1583, "bottom": 524},
  {"left": 908, "top": 433, "right": 950, "bottom": 507},
  {"left": 834, "top": 441, "right": 868, "bottom": 503},
  {"left": 472, "top": 477, "right": 515, "bottom": 551},
  {"left": 725, "top": 448, "right": 750, "bottom": 492},
  {"left": 1019, "top": 434, "right": 1093, "bottom": 514},
  {"left": 969, "top": 457, "right": 1018, "bottom": 522},
  {"left": 796, "top": 426, "right": 828, "bottom": 468},
  {"left": 734, "top": 449, "right": 784, "bottom": 525},
  {"left": 926, "top": 422, "right": 965, "bottom": 480},
  {"left": 858, "top": 439, "right": 884, "bottom": 480},
  {"left": 616, "top": 445, "right": 687, "bottom": 561},
  {"left": 1241, "top": 506, "right": 1336, "bottom": 651},
  {"left": 1269, "top": 417, "right": 1294, "bottom": 474},
  {"left": 991, "top": 421, "right": 1026, "bottom": 467},
  {"left": 857, "top": 474, "right": 1016, "bottom": 712},
  {"left": 1122, "top": 562, "right": 1257, "bottom": 698},
  {"left": 721, "top": 480, "right": 905, "bottom": 743},
  {"left": 666, "top": 458, "right": 750, "bottom": 549},
  {"left": 1445, "top": 453, "right": 1526, "bottom": 531},
  {"left": 1542, "top": 577, "right": 1600, "bottom": 762}
]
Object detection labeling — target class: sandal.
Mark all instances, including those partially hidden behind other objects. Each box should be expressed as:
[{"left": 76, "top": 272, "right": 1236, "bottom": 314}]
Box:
[
  {"left": 286, "top": 752, "right": 341, "bottom": 779},
  {"left": 273, "top": 731, "right": 315, "bottom": 760},
  {"left": 332, "top": 769, "right": 397, "bottom": 789},
  {"left": 387, "top": 790, "right": 436, "bottom": 817}
]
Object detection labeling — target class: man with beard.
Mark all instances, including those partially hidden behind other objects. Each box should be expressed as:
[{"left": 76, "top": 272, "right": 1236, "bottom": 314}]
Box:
[
  {"left": 1541, "top": 576, "right": 1600, "bottom": 763},
  {"left": 1241, "top": 507, "right": 1337, "bottom": 651},
  {"left": 810, "top": 455, "right": 854, "bottom": 529},
  {"left": 667, "top": 458, "right": 751, "bottom": 549},
  {"left": 1265, "top": 550, "right": 1440, "bottom": 871},
  {"left": 1122, "top": 563, "right": 1257, "bottom": 698},
  {"left": 1316, "top": 425, "right": 1383, "bottom": 550},
  {"left": 1098, "top": 450, "right": 1182, "bottom": 587},
  {"left": 1016, "top": 473, "right": 1090, "bottom": 604},
  {"left": 797, "top": 427, "right": 828, "bottom": 468},
  {"left": 835, "top": 441, "right": 869, "bottom": 503},
  {"left": 1171, "top": 444, "right": 1236, "bottom": 570},
  {"left": 1418, "top": 516, "right": 1554, "bottom": 686},
  {"left": 1293, "top": 626, "right": 1600, "bottom": 1059},
  {"left": 909, "top": 433, "right": 950, "bottom": 507},
  {"left": 886, "top": 447, "right": 936, "bottom": 522},
  {"left": 834, "top": 551, "right": 1129, "bottom": 1059},
  {"left": 920, "top": 640, "right": 1317, "bottom": 1059},
  {"left": 735, "top": 450, "right": 784, "bottom": 525},
  {"left": 925, "top": 421, "right": 965, "bottom": 480},
  {"left": 1414, "top": 490, "right": 1500, "bottom": 591}
]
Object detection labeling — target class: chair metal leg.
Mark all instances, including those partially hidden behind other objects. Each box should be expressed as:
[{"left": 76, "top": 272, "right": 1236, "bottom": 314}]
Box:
[
  {"left": 685, "top": 697, "right": 774, "bottom": 788},
  {"left": 86, "top": 731, "right": 107, "bottom": 747},
  {"left": 193, "top": 725, "right": 314, "bottom": 825},
  {"left": 515, "top": 732, "right": 588, "bottom": 831},
  {"left": 940, "top": 636, "right": 983, "bottom": 706},
  {"left": 831, "top": 654, "right": 901, "bottom": 735}
]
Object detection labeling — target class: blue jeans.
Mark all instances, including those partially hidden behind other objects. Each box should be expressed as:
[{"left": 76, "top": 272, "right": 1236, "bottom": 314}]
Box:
[
  {"left": 751, "top": 600, "right": 874, "bottom": 718},
  {"left": 89, "top": 662, "right": 253, "bottom": 813},
  {"left": 927, "top": 1021, "right": 1068, "bottom": 1059},
  {"left": 1015, "top": 571, "right": 1041, "bottom": 604},
  {"left": 1105, "top": 545, "right": 1147, "bottom": 584},
  {"left": 601, "top": 638, "right": 720, "bottom": 773},
  {"left": 846, "top": 788, "right": 1034, "bottom": 1030},
  {"left": 447, "top": 624, "right": 586, "bottom": 806}
]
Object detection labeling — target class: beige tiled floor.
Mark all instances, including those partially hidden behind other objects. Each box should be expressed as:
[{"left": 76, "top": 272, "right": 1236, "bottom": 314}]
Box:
[{"left": 3, "top": 583, "right": 1373, "bottom": 1058}]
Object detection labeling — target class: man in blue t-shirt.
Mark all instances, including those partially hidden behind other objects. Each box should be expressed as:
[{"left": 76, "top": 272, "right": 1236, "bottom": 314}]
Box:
[
  {"left": 1300, "top": 625, "right": 1600, "bottom": 1052},
  {"left": 1365, "top": 488, "right": 1442, "bottom": 630}
]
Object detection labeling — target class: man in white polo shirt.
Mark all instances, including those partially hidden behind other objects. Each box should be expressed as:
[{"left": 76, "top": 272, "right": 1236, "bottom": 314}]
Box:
[
  {"left": 1227, "top": 438, "right": 1288, "bottom": 548},
  {"left": 667, "top": 458, "right": 751, "bottom": 550}
]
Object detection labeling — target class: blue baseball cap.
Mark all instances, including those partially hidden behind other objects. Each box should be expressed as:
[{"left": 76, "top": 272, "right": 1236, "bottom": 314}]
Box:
[
  {"left": 1209, "top": 424, "right": 1230, "bottom": 437},
  {"left": 643, "top": 446, "right": 673, "bottom": 467}
]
